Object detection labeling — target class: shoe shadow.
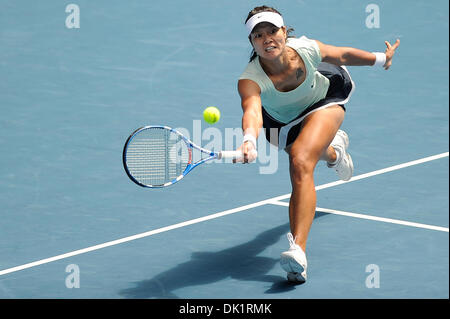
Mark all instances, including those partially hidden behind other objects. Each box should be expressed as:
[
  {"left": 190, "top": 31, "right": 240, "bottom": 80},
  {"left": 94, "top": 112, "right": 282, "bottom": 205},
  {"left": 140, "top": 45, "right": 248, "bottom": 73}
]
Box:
[{"left": 119, "top": 212, "right": 327, "bottom": 298}]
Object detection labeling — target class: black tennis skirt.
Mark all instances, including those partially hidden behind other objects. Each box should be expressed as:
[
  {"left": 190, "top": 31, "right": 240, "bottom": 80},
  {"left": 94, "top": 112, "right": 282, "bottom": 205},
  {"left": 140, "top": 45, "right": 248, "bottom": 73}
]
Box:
[{"left": 262, "top": 62, "right": 355, "bottom": 149}]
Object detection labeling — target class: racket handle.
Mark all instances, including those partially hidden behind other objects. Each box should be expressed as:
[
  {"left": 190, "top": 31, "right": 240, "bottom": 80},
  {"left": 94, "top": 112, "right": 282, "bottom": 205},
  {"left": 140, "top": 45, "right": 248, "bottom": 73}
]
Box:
[{"left": 218, "top": 150, "right": 244, "bottom": 160}]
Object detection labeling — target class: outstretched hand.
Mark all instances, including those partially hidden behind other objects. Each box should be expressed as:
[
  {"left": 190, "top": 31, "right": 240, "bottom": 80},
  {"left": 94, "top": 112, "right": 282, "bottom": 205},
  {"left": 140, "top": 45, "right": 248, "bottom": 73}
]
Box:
[{"left": 383, "top": 39, "right": 400, "bottom": 70}]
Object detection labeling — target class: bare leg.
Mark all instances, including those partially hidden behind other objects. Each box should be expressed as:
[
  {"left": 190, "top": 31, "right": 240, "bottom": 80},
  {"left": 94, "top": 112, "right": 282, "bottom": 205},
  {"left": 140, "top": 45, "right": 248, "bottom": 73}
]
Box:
[{"left": 286, "top": 105, "right": 345, "bottom": 251}]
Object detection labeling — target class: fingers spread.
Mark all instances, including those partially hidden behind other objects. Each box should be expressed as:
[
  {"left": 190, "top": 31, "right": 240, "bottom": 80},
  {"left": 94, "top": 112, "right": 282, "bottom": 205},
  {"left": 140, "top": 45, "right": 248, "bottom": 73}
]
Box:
[{"left": 393, "top": 39, "right": 400, "bottom": 49}]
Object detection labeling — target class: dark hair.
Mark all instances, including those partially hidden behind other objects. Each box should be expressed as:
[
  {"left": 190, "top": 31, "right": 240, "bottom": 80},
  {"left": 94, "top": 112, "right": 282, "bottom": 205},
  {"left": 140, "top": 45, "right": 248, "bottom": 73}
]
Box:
[{"left": 245, "top": 6, "right": 295, "bottom": 62}]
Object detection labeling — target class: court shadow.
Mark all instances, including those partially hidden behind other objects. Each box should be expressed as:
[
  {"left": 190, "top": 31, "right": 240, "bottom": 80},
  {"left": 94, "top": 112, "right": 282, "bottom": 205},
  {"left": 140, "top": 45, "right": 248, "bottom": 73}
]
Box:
[{"left": 119, "top": 212, "right": 327, "bottom": 298}]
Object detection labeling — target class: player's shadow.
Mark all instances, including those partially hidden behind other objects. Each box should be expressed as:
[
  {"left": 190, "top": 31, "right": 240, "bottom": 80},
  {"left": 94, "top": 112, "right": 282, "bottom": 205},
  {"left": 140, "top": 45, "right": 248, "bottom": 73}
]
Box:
[{"left": 119, "top": 212, "right": 328, "bottom": 298}]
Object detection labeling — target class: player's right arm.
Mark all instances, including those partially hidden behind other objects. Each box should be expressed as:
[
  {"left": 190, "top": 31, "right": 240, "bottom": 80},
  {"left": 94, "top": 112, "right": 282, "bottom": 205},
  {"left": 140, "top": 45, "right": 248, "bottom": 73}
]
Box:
[{"left": 236, "top": 79, "right": 263, "bottom": 163}]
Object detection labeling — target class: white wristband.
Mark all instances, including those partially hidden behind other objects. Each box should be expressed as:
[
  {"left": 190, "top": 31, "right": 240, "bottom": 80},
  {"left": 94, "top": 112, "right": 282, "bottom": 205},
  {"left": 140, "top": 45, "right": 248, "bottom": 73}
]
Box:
[
  {"left": 243, "top": 134, "right": 257, "bottom": 149},
  {"left": 372, "top": 52, "right": 386, "bottom": 67}
]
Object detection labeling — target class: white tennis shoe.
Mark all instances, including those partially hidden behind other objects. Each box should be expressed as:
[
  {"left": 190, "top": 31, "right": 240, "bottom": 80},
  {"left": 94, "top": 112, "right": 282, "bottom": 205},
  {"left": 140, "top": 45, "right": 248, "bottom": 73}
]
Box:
[
  {"left": 280, "top": 233, "right": 307, "bottom": 283},
  {"left": 327, "top": 129, "right": 353, "bottom": 181}
]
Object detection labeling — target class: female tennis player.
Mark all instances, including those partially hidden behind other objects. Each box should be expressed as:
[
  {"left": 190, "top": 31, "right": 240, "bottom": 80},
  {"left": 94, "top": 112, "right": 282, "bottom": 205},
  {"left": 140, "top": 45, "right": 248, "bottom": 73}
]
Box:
[{"left": 235, "top": 6, "right": 400, "bottom": 283}]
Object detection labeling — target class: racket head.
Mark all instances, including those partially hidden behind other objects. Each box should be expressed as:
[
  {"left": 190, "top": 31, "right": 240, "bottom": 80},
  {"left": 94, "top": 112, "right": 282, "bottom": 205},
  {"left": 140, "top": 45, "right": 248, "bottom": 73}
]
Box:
[{"left": 122, "top": 126, "right": 192, "bottom": 188}]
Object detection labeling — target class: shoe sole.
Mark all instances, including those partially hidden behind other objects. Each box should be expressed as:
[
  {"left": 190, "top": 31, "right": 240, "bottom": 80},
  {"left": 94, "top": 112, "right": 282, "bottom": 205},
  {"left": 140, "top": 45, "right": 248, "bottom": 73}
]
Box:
[
  {"left": 337, "top": 130, "right": 349, "bottom": 150},
  {"left": 287, "top": 272, "right": 306, "bottom": 283},
  {"left": 280, "top": 252, "right": 306, "bottom": 282},
  {"left": 340, "top": 152, "right": 354, "bottom": 181},
  {"left": 333, "top": 130, "right": 353, "bottom": 181}
]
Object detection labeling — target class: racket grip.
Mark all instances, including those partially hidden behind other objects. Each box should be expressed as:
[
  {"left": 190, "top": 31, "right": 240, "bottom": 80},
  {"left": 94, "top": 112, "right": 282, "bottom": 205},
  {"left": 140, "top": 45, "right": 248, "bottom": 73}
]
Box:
[{"left": 218, "top": 150, "right": 244, "bottom": 160}]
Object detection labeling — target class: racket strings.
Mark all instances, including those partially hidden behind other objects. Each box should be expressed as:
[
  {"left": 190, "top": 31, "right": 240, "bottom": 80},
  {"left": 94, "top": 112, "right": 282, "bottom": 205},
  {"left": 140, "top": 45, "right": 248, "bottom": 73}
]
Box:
[{"left": 125, "top": 128, "right": 190, "bottom": 186}]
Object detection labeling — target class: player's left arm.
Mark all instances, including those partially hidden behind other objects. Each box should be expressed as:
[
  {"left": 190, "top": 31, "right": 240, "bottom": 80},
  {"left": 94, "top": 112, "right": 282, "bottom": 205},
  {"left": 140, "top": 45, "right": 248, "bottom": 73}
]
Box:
[{"left": 315, "top": 39, "right": 400, "bottom": 70}]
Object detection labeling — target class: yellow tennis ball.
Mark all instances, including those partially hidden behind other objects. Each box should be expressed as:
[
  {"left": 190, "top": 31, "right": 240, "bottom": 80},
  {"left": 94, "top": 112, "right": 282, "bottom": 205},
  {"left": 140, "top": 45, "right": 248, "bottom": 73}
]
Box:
[{"left": 203, "top": 106, "right": 221, "bottom": 124}]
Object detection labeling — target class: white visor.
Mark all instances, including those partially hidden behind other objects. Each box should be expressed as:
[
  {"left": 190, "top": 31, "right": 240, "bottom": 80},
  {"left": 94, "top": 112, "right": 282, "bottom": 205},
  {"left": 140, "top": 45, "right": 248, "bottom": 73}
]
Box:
[{"left": 245, "top": 12, "right": 284, "bottom": 36}]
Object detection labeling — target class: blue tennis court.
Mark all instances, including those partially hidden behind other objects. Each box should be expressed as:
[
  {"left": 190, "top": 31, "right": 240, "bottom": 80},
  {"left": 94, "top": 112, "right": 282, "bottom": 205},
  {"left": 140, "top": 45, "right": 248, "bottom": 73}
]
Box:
[{"left": 0, "top": 0, "right": 448, "bottom": 300}]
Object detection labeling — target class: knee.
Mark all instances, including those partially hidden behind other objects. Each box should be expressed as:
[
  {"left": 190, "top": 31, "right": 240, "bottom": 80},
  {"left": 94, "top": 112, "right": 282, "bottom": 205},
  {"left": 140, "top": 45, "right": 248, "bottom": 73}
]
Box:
[{"left": 289, "top": 153, "right": 317, "bottom": 184}]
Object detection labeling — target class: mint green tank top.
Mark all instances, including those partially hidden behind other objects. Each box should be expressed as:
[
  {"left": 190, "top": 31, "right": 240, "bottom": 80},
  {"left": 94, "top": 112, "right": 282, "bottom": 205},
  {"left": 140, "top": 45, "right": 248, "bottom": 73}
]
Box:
[{"left": 239, "top": 36, "right": 330, "bottom": 123}]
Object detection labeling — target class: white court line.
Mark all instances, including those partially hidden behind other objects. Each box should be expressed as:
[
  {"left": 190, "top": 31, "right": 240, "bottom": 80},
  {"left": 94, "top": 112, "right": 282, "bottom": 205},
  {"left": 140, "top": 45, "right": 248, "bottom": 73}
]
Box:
[
  {"left": 273, "top": 151, "right": 450, "bottom": 201},
  {"left": 0, "top": 151, "right": 448, "bottom": 276},
  {"left": 270, "top": 201, "right": 449, "bottom": 232},
  {"left": 0, "top": 196, "right": 288, "bottom": 277}
]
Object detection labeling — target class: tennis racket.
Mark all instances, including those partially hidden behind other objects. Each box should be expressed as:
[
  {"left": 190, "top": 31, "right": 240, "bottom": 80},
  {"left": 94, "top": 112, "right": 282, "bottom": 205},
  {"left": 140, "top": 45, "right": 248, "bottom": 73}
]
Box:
[{"left": 122, "top": 125, "right": 243, "bottom": 188}]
